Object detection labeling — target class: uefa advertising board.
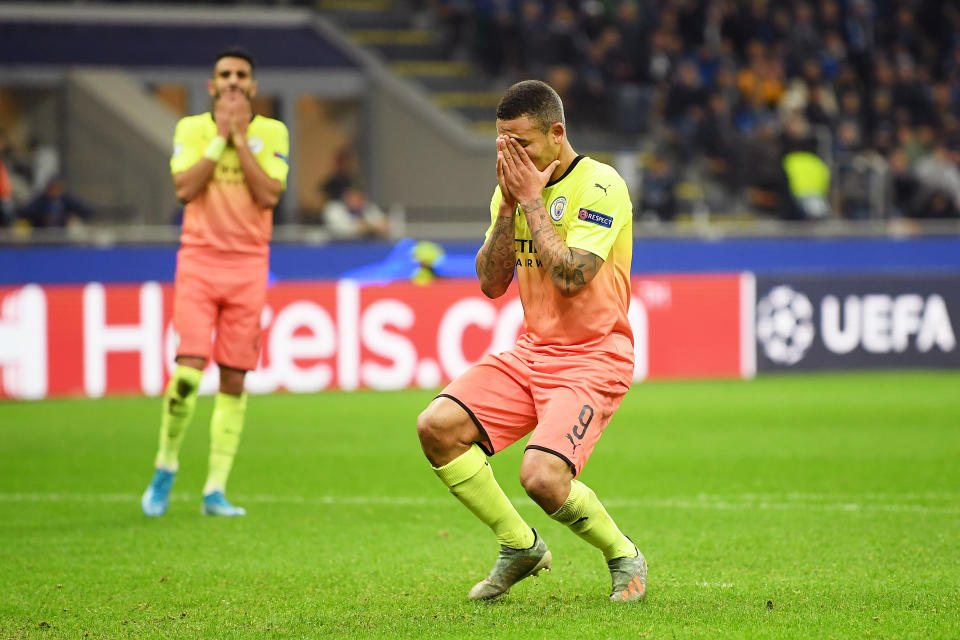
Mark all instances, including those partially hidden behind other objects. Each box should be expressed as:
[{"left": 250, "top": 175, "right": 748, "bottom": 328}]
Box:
[
  {"left": 5, "top": 272, "right": 957, "bottom": 399},
  {"left": 754, "top": 274, "right": 960, "bottom": 372},
  {"left": 0, "top": 274, "right": 750, "bottom": 399}
]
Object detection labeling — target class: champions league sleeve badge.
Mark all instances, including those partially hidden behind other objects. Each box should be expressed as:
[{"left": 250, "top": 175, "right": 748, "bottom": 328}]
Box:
[{"left": 578, "top": 208, "right": 613, "bottom": 228}]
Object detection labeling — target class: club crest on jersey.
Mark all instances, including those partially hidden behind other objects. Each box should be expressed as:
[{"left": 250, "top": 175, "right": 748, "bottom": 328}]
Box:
[
  {"left": 550, "top": 196, "right": 567, "bottom": 222},
  {"left": 247, "top": 137, "right": 264, "bottom": 154},
  {"left": 578, "top": 208, "right": 613, "bottom": 228}
]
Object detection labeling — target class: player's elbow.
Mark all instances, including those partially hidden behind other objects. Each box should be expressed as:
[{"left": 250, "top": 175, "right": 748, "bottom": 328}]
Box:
[
  {"left": 480, "top": 281, "right": 508, "bottom": 299},
  {"left": 558, "top": 286, "right": 586, "bottom": 298},
  {"left": 551, "top": 278, "right": 589, "bottom": 298},
  {"left": 258, "top": 195, "right": 279, "bottom": 209},
  {"left": 255, "top": 182, "right": 282, "bottom": 209},
  {"left": 255, "top": 191, "right": 280, "bottom": 209},
  {"left": 175, "top": 186, "right": 196, "bottom": 204}
]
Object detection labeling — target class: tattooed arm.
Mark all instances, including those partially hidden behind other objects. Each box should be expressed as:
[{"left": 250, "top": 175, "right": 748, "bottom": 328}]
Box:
[
  {"left": 499, "top": 135, "right": 603, "bottom": 297},
  {"left": 520, "top": 196, "right": 603, "bottom": 297},
  {"left": 476, "top": 210, "right": 516, "bottom": 299},
  {"left": 475, "top": 152, "right": 521, "bottom": 299}
]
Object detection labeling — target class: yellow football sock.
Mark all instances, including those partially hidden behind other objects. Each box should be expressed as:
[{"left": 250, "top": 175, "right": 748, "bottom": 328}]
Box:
[
  {"left": 203, "top": 392, "right": 246, "bottom": 495},
  {"left": 550, "top": 479, "right": 636, "bottom": 561},
  {"left": 155, "top": 365, "right": 203, "bottom": 471},
  {"left": 434, "top": 444, "right": 535, "bottom": 549}
]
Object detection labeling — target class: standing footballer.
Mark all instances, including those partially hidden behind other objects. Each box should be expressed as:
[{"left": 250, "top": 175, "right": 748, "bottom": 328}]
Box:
[
  {"left": 141, "top": 47, "right": 289, "bottom": 517},
  {"left": 417, "top": 80, "right": 646, "bottom": 601}
]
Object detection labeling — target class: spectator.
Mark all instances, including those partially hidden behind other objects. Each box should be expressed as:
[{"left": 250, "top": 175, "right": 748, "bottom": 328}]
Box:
[
  {"left": 886, "top": 147, "right": 922, "bottom": 218},
  {"left": 323, "top": 186, "right": 390, "bottom": 239},
  {"left": 612, "top": 0, "right": 647, "bottom": 85},
  {"left": 515, "top": 0, "right": 551, "bottom": 79},
  {"left": 834, "top": 146, "right": 879, "bottom": 220},
  {"left": 0, "top": 130, "right": 13, "bottom": 226},
  {"left": 321, "top": 144, "right": 359, "bottom": 204},
  {"left": 27, "top": 137, "right": 60, "bottom": 198},
  {"left": 922, "top": 190, "right": 960, "bottom": 219},
  {"left": 820, "top": 30, "right": 847, "bottom": 80},
  {"left": 782, "top": 150, "right": 831, "bottom": 220},
  {"left": 473, "top": 2, "right": 517, "bottom": 78},
  {"left": 737, "top": 41, "right": 784, "bottom": 110},
  {"left": 17, "top": 176, "right": 93, "bottom": 229},
  {"left": 913, "top": 141, "right": 960, "bottom": 218},
  {"left": 542, "top": 3, "right": 591, "bottom": 70},
  {"left": 639, "top": 154, "right": 678, "bottom": 222},
  {"left": 786, "top": 3, "right": 822, "bottom": 73},
  {"left": 738, "top": 115, "right": 789, "bottom": 217},
  {"left": 697, "top": 91, "right": 737, "bottom": 188},
  {"left": 664, "top": 58, "right": 707, "bottom": 133},
  {"left": 576, "top": 24, "right": 623, "bottom": 126},
  {"left": 436, "top": 0, "right": 471, "bottom": 61},
  {"left": 805, "top": 83, "right": 839, "bottom": 129}
]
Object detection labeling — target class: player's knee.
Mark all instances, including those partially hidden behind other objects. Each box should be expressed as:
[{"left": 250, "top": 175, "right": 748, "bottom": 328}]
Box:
[
  {"left": 218, "top": 366, "right": 246, "bottom": 396},
  {"left": 220, "top": 380, "right": 245, "bottom": 396},
  {"left": 416, "top": 405, "right": 448, "bottom": 450},
  {"left": 519, "top": 465, "right": 553, "bottom": 501},
  {"left": 416, "top": 399, "right": 475, "bottom": 454},
  {"left": 519, "top": 456, "right": 571, "bottom": 510}
]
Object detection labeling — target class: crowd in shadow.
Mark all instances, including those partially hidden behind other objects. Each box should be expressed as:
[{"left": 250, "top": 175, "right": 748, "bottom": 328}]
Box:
[
  {"left": 0, "top": 130, "right": 93, "bottom": 230},
  {"left": 420, "top": 0, "right": 960, "bottom": 221}
]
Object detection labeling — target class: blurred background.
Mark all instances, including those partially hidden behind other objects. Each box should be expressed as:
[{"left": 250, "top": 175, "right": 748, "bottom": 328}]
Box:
[
  {"left": 1, "top": 0, "right": 959, "bottom": 398},
  {"left": 2, "top": 0, "right": 959, "bottom": 240}
]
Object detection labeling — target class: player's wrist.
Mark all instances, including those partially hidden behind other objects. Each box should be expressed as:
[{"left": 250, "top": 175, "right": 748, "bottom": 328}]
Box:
[
  {"left": 519, "top": 196, "right": 543, "bottom": 212},
  {"left": 497, "top": 201, "right": 516, "bottom": 218},
  {"left": 203, "top": 135, "right": 227, "bottom": 162}
]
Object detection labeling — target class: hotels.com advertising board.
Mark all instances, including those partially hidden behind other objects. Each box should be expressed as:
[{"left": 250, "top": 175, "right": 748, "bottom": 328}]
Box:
[{"left": 0, "top": 274, "right": 751, "bottom": 399}]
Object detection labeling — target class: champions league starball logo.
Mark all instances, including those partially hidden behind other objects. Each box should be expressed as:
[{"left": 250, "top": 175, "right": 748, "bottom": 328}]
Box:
[{"left": 756, "top": 285, "right": 816, "bottom": 365}]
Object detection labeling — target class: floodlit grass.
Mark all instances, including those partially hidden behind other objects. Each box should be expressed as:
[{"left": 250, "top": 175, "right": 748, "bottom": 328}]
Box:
[{"left": 1, "top": 371, "right": 958, "bottom": 639}]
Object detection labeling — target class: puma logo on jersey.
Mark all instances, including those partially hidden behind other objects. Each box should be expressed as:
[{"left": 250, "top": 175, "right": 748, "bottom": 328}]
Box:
[
  {"left": 595, "top": 183, "right": 610, "bottom": 195},
  {"left": 565, "top": 433, "right": 582, "bottom": 455}
]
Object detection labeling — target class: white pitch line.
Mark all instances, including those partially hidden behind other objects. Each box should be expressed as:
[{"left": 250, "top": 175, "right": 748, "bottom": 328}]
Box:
[{"left": 0, "top": 492, "right": 958, "bottom": 514}]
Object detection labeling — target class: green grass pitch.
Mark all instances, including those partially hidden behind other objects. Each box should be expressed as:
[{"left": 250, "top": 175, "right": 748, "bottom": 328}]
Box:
[{"left": 1, "top": 371, "right": 958, "bottom": 639}]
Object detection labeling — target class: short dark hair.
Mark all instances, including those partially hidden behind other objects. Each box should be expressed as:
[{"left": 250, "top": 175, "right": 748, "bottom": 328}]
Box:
[
  {"left": 214, "top": 46, "right": 257, "bottom": 74},
  {"left": 496, "top": 80, "right": 565, "bottom": 133}
]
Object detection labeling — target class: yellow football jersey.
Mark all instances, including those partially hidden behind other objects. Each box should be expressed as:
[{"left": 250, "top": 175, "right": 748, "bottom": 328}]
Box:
[
  {"left": 171, "top": 113, "right": 289, "bottom": 255},
  {"left": 487, "top": 155, "right": 634, "bottom": 348}
]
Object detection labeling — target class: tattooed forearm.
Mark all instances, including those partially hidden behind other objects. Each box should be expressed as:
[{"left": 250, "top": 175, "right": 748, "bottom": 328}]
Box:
[
  {"left": 520, "top": 197, "right": 603, "bottom": 296},
  {"left": 476, "top": 214, "right": 516, "bottom": 298}
]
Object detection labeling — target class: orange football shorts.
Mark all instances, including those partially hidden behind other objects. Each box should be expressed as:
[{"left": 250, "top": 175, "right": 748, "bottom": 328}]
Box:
[
  {"left": 438, "top": 334, "right": 634, "bottom": 476},
  {"left": 172, "top": 246, "right": 268, "bottom": 372}
]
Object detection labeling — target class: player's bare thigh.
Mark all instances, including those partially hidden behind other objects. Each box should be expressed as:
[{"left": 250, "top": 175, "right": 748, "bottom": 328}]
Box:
[{"left": 416, "top": 396, "right": 485, "bottom": 467}]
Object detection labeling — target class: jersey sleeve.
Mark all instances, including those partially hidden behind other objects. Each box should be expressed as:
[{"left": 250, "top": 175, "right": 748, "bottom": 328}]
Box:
[
  {"left": 170, "top": 117, "right": 203, "bottom": 175},
  {"left": 564, "top": 176, "right": 632, "bottom": 260},
  {"left": 256, "top": 121, "right": 290, "bottom": 189}
]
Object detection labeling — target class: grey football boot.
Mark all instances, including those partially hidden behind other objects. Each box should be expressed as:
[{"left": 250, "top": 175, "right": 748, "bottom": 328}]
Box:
[
  {"left": 608, "top": 544, "right": 647, "bottom": 602},
  {"left": 468, "top": 529, "right": 552, "bottom": 600}
]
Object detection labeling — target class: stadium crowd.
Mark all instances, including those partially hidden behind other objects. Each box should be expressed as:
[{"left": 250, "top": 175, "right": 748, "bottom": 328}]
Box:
[
  {"left": 423, "top": 0, "right": 960, "bottom": 221},
  {"left": 0, "top": 130, "right": 93, "bottom": 229},
  {"left": 4, "top": 0, "right": 959, "bottom": 227}
]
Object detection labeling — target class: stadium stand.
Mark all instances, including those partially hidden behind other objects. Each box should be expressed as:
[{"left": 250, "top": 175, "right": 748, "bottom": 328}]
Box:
[
  {"left": 320, "top": 0, "right": 960, "bottom": 226},
  {"left": 0, "top": 0, "right": 958, "bottom": 240}
]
